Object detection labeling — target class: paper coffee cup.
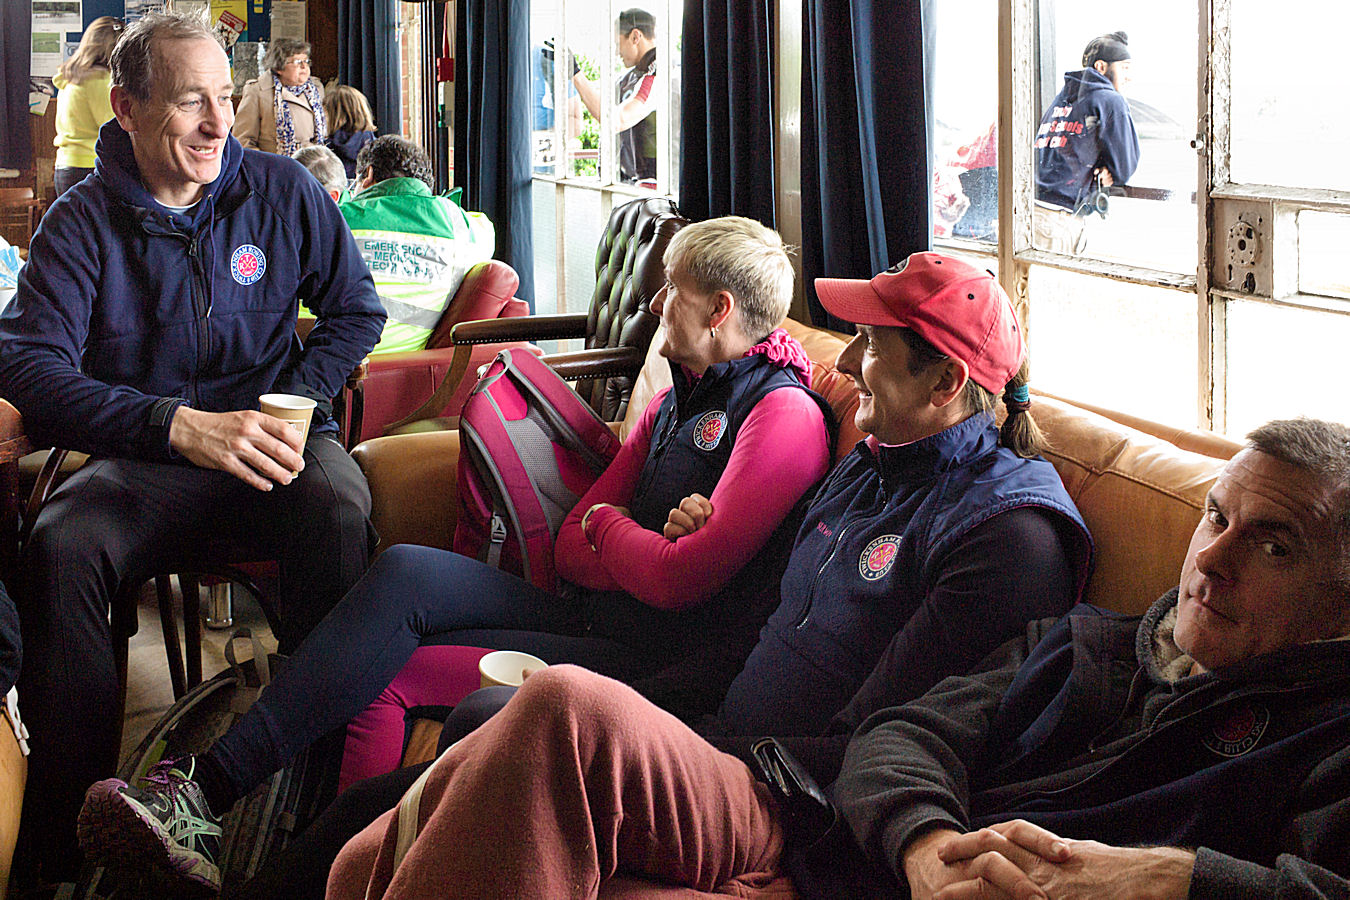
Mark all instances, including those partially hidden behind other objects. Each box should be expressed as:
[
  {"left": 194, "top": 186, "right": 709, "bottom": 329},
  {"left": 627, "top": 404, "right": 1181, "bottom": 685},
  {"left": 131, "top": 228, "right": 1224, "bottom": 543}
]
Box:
[
  {"left": 479, "top": 650, "right": 547, "bottom": 689},
  {"left": 259, "top": 393, "right": 316, "bottom": 476}
]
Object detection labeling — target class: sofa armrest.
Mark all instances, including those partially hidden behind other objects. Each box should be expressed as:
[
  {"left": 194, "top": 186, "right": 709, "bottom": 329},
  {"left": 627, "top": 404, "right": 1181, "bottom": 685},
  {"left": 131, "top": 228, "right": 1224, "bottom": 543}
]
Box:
[
  {"left": 352, "top": 430, "right": 462, "bottom": 553},
  {"left": 451, "top": 313, "right": 589, "bottom": 345}
]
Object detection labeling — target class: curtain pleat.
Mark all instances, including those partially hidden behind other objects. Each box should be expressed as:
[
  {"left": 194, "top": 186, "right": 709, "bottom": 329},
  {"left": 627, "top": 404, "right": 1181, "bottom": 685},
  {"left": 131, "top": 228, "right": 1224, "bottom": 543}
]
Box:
[
  {"left": 800, "top": 0, "right": 933, "bottom": 329},
  {"left": 454, "top": 0, "right": 534, "bottom": 307},
  {"left": 679, "top": 0, "right": 776, "bottom": 225},
  {"left": 1, "top": 0, "right": 33, "bottom": 171},
  {"left": 337, "top": 0, "right": 400, "bottom": 151}
]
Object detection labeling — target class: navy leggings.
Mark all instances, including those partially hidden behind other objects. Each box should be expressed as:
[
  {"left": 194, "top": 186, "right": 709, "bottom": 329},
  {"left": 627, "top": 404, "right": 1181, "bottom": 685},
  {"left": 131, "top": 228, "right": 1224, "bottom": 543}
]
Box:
[{"left": 204, "top": 544, "right": 649, "bottom": 807}]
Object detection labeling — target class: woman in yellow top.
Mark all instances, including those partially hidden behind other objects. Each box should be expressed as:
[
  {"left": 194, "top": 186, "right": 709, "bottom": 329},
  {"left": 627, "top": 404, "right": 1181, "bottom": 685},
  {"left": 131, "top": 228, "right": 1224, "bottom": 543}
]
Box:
[
  {"left": 52, "top": 16, "right": 123, "bottom": 197},
  {"left": 232, "top": 39, "right": 327, "bottom": 155}
]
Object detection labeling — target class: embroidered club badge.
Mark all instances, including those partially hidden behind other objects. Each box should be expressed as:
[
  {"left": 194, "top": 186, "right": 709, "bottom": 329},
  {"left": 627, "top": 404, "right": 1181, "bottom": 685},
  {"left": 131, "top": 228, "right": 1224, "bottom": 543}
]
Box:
[
  {"left": 231, "top": 244, "right": 266, "bottom": 285},
  {"left": 693, "top": 410, "right": 728, "bottom": 451},
  {"left": 859, "top": 535, "right": 901, "bottom": 581},
  {"left": 1202, "top": 703, "right": 1269, "bottom": 758}
]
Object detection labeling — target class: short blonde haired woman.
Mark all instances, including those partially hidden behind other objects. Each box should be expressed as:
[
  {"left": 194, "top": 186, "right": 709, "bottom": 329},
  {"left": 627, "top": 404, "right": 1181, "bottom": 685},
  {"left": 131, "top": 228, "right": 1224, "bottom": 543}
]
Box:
[
  {"left": 232, "top": 38, "right": 326, "bottom": 154},
  {"left": 52, "top": 16, "right": 124, "bottom": 197}
]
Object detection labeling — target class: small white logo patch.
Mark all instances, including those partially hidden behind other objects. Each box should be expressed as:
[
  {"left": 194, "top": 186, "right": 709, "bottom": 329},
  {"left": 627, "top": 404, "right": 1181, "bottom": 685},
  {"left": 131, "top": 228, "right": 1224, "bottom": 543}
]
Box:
[
  {"left": 231, "top": 244, "right": 266, "bottom": 285},
  {"left": 693, "top": 410, "right": 728, "bottom": 451}
]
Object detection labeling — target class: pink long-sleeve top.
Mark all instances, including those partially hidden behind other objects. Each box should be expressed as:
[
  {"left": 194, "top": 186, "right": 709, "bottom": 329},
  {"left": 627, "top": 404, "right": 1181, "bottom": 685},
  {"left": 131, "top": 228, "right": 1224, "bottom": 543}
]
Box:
[{"left": 554, "top": 339, "right": 831, "bottom": 612}]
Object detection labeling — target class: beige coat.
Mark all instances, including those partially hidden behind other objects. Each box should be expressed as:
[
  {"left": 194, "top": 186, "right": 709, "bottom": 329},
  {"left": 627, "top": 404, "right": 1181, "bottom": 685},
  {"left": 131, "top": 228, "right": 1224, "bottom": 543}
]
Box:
[{"left": 232, "top": 72, "right": 325, "bottom": 154}]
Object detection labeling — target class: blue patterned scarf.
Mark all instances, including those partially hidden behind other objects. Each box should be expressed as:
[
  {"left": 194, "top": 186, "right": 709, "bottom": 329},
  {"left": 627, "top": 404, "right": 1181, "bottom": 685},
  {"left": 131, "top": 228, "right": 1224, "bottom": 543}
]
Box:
[{"left": 273, "top": 75, "right": 327, "bottom": 156}]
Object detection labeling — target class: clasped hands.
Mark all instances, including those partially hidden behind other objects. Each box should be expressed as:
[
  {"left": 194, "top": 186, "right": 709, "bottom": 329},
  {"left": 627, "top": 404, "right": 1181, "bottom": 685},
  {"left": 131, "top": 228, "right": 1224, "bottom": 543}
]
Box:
[
  {"left": 903, "top": 821, "right": 1194, "bottom": 900},
  {"left": 169, "top": 406, "right": 306, "bottom": 492}
]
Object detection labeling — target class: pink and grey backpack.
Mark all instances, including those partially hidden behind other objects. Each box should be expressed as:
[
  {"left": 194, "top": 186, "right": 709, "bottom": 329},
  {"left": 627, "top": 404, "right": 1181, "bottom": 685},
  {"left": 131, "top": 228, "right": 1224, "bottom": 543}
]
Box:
[{"left": 453, "top": 348, "right": 621, "bottom": 591}]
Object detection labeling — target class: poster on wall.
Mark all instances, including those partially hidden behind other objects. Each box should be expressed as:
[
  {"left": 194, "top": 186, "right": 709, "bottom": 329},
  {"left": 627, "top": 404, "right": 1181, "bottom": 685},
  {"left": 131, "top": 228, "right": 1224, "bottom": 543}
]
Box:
[
  {"left": 270, "top": 1, "right": 306, "bottom": 43},
  {"left": 210, "top": 0, "right": 250, "bottom": 42},
  {"left": 31, "top": 31, "right": 65, "bottom": 79},
  {"left": 123, "top": 0, "right": 168, "bottom": 24},
  {"left": 32, "top": 0, "right": 82, "bottom": 31},
  {"left": 168, "top": 0, "right": 211, "bottom": 22}
]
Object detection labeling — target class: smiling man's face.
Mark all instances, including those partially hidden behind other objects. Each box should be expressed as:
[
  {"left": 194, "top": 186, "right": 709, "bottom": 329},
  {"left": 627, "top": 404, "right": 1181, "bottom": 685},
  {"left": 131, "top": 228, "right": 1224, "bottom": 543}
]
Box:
[
  {"left": 111, "top": 36, "right": 235, "bottom": 207},
  {"left": 1174, "top": 448, "right": 1350, "bottom": 671}
]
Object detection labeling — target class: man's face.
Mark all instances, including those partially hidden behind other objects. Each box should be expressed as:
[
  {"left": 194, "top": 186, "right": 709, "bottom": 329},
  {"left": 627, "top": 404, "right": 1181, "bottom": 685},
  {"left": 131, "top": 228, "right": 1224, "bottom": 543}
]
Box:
[
  {"left": 1097, "top": 59, "right": 1133, "bottom": 93},
  {"left": 615, "top": 28, "right": 641, "bottom": 67},
  {"left": 1174, "top": 448, "right": 1350, "bottom": 672},
  {"left": 111, "top": 37, "right": 235, "bottom": 207}
]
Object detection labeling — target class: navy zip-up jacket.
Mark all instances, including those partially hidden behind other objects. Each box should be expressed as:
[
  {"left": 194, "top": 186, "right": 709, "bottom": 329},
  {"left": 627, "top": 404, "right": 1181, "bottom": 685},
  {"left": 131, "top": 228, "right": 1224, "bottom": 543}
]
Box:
[
  {"left": 716, "top": 413, "right": 1092, "bottom": 738},
  {"left": 837, "top": 591, "right": 1350, "bottom": 897},
  {"left": 0, "top": 119, "right": 384, "bottom": 460},
  {"left": 1035, "top": 67, "right": 1140, "bottom": 212}
]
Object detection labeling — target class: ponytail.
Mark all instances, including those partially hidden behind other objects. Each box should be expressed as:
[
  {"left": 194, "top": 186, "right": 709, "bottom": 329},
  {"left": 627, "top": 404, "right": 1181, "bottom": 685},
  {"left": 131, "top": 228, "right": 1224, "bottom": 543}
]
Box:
[{"left": 998, "top": 359, "right": 1047, "bottom": 458}]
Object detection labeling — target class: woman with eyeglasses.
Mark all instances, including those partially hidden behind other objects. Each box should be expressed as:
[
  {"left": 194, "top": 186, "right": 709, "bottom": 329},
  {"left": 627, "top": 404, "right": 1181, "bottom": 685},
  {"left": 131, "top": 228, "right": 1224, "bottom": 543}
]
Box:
[{"left": 233, "top": 38, "right": 326, "bottom": 155}]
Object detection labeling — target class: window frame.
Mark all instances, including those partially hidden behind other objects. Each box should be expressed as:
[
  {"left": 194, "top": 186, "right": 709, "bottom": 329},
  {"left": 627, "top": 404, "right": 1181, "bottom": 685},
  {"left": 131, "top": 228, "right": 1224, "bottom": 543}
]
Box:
[{"left": 931, "top": 0, "right": 1350, "bottom": 436}]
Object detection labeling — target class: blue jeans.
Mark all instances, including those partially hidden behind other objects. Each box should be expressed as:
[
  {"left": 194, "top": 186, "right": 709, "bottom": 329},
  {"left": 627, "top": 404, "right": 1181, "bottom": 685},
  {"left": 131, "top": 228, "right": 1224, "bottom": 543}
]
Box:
[{"left": 206, "top": 544, "right": 647, "bottom": 803}]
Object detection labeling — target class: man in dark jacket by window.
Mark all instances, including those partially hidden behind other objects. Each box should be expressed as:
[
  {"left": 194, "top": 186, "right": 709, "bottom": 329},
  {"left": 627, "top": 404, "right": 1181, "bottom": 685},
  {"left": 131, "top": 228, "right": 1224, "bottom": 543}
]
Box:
[
  {"left": 0, "top": 10, "right": 384, "bottom": 886},
  {"left": 1033, "top": 31, "right": 1141, "bottom": 254}
]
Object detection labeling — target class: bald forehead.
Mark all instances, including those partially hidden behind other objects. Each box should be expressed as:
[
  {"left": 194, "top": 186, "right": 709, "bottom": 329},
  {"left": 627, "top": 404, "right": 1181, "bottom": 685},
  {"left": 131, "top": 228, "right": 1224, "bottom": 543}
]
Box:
[
  {"left": 149, "top": 36, "right": 229, "bottom": 93},
  {"left": 1215, "top": 449, "right": 1343, "bottom": 542}
]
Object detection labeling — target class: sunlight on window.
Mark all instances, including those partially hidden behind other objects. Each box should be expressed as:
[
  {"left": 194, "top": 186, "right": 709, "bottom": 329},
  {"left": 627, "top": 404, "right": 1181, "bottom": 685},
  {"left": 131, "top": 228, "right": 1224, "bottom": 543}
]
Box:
[
  {"left": 1225, "top": 300, "right": 1350, "bottom": 437},
  {"left": 1027, "top": 266, "right": 1197, "bottom": 426},
  {"left": 1231, "top": 3, "right": 1350, "bottom": 192}
]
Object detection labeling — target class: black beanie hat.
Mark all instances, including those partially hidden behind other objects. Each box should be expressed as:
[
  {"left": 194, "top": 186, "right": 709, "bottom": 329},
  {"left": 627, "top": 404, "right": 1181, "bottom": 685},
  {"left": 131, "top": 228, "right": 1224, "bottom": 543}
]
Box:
[{"left": 1082, "top": 31, "right": 1130, "bottom": 67}]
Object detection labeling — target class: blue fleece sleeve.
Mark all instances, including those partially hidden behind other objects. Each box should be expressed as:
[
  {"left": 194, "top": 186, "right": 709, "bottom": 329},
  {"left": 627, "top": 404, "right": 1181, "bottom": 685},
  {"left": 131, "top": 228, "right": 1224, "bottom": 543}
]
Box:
[
  {"left": 270, "top": 164, "right": 385, "bottom": 413},
  {"left": 0, "top": 203, "right": 181, "bottom": 459},
  {"left": 1096, "top": 92, "right": 1140, "bottom": 185}
]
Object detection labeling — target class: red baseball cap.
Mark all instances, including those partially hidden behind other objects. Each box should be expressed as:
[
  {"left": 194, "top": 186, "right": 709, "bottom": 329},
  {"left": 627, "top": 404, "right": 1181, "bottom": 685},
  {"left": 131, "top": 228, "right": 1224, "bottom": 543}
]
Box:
[{"left": 814, "top": 252, "right": 1024, "bottom": 393}]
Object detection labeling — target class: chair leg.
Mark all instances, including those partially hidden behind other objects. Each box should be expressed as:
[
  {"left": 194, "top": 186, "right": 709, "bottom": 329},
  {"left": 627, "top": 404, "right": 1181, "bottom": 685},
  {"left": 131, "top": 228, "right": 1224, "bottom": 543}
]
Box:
[
  {"left": 156, "top": 576, "right": 187, "bottom": 701},
  {"left": 180, "top": 574, "right": 203, "bottom": 690},
  {"left": 111, "top": 603, "right": 131, "bottom": 765}
]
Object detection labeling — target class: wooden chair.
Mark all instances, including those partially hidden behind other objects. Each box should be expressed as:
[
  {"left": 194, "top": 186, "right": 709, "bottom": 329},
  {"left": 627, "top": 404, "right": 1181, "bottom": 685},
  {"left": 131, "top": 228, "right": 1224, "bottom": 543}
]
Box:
[
  {"left": 0, "top": 189, "right": 41, "bottom": 252},
  {"left": 385, "top": 197, "right": 688, "bottom": 434}
]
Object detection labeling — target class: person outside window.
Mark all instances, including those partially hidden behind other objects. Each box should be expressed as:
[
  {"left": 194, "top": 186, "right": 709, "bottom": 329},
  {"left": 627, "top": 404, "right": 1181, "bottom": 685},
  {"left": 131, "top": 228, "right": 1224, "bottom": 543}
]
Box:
[
  {"left": 1034, "top": 31, "right": 1140, "bottom": 254},
  {"left": 571, "top": 8, "right": 659, "bottom": 185}
]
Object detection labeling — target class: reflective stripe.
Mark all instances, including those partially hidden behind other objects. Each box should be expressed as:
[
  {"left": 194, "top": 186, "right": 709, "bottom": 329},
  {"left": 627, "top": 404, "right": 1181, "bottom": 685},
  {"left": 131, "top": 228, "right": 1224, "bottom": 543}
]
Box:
[{"left": 380, "top": 296, "right": 447, "bottom": 330}]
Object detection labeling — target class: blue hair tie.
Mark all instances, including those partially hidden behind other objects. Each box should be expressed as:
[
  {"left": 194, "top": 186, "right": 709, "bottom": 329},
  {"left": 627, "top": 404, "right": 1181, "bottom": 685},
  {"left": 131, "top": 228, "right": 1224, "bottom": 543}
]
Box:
[{"left": 1008, "top": 384, "right": 1030, "bottom": 404}]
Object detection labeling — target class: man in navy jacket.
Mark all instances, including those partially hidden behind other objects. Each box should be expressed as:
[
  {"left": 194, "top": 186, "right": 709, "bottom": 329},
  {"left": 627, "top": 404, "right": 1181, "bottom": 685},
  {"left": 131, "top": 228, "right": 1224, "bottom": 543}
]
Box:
[
  {"left": 1033, "top": 31, "right": 1140, "bottom": 254},
  {"left": 838, "top": 417, "right": 1350, "bottom": 898},
  {"left": 0, "top": 11, "right": 384, "bottom": 884}
]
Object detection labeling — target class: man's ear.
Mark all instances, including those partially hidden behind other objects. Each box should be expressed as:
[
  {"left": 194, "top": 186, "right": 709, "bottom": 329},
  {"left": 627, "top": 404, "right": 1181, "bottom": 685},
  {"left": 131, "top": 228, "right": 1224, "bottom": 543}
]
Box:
[
  {"left": 1093, "top": 59, "right": 1110, "bottom": 77},
  {"left": 109, "top": 84, "right": 138, "bottom": 132},
  {"left": 929, "top": 358, "right": 970, "bottom": 409}
]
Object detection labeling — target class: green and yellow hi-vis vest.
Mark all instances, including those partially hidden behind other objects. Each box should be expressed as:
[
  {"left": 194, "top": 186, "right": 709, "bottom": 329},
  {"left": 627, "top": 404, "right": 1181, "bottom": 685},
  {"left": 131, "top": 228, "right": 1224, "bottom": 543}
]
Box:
[{"left": 340, "top": 178, "right": 496, "bottom": 355}]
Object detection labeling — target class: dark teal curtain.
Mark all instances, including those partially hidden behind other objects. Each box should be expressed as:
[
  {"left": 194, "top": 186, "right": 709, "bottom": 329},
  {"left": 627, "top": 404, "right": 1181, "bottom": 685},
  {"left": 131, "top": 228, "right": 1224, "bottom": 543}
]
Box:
[
  {"left": 801, "top": 0, "right": 934, "bottom": 330},
  {"left": 455, "top": 0, "right": 534, "bottom": 307},
  {"left": 680, "top": 0, "right": 776, "bottom": 225},
  {"left": 337, "top": 0, "right": 400, "bottom": 151},
  {"left": 1, "top": 0, "right": 31, "bottom": 171}
]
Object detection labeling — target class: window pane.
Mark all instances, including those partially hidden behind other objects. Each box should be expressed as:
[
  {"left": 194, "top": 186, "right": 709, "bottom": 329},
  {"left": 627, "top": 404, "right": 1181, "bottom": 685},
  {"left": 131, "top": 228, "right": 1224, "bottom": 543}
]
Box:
[
  {"left": 531, "top": 181, "right": 559, "bottom": 314},
  {"left": 1298, "top": 211, "right": 1350, "bottom": 301},
  {"left": 1225, "top": 300, "right": 1350, "bottom": 437},
  {"left": 1231, "top": 3, "right": 1350, "bottom": 192},
  {"left": 1028, "top": 266, "right": 1197, "bottom": 426},
  {"left": 930, "top": 0, "right": 998, "bottom": 244},
  {"left": 1031, "top": 2, "right": 1197, "bottom": 273}
]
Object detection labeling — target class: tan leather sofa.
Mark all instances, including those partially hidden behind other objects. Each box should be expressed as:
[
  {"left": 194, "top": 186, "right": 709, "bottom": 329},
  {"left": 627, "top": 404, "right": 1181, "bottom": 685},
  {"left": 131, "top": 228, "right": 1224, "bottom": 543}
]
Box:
[{"left": 352, "top": 317, "right": 1240, "bottom": 617}]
